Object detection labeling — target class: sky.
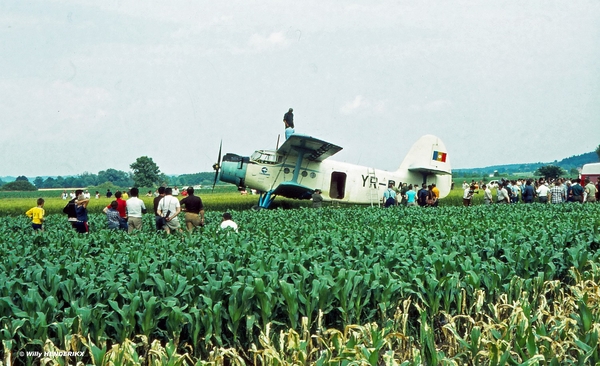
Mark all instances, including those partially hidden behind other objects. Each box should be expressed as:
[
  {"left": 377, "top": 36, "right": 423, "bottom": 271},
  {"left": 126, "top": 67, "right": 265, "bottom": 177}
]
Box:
[{"left": 1, "top": 1, "right": 599, "bottom": 177}]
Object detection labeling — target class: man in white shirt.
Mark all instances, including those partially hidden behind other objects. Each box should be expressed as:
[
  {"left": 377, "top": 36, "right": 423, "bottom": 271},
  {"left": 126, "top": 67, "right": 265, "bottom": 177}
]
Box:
[
  {"left": 463, "top": 184, "right": 475, "bottom": 206},
  {"left": 126, "top": 187, "right": 147, "bottom": 233},
  {"left": 497, "top": 183, "right": 510, "bottom": 204},
  {"left": 536, "top": 183, "right": 550, "bottom": 204},
  {"left": 219, "top": 212, "right": 238, "bottom": 232},
  {"left": 157, "top": 187, "right": 181, "bottom": 234},
  {"left": 483, "top": 184, "right": 493, "bottom": 205}
]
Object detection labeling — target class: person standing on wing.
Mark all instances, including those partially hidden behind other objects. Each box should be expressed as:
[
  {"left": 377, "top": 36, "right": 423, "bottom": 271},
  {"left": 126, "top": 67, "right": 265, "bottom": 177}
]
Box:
[{"left": 283, "top": 108, "right": 294, "bottom": 139}]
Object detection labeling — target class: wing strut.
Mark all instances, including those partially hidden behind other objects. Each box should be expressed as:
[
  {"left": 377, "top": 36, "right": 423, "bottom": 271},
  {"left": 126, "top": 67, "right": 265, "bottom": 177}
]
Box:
[
  {"left": 291, "top": 150, "right": 306, "bottom": 183},
  {"left": 257, "top": 190, "right": 277, "bottom": 209}
]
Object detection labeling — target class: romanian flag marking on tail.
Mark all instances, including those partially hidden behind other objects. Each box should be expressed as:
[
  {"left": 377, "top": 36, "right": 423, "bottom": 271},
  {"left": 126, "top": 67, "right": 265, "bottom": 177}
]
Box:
[{"left": 432, "top": 151, "right": 447, "bottom": 163}]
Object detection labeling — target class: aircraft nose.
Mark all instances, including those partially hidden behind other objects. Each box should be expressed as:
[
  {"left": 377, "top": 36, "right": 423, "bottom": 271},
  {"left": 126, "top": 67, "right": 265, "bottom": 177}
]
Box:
[{"left": 220, "top": 153, "right": 249, "bottom": 187}]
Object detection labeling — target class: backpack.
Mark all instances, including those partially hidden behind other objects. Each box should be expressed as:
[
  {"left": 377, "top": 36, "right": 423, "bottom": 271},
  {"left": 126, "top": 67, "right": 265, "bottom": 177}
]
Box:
[{"left": 63, "top": 199, "right": 76, "bottom": 218}]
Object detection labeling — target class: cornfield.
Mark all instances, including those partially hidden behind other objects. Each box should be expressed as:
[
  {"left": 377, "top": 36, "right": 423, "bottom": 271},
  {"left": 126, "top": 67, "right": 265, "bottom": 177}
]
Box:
[{"left": 1, "top": 203, "right": 599, "bottom": 365}]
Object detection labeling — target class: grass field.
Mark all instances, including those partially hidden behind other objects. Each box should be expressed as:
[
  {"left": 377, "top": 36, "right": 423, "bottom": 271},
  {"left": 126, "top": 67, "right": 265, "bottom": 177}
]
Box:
[
  {"left": 0, "top": 185, "right": 513, "bottom": 217},
  {"left": 0, "top": 187, "right": 314, "bottom": 216}
]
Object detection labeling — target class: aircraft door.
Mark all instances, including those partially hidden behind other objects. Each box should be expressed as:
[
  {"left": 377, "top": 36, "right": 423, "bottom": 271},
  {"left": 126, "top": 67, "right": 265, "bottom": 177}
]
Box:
[{"left": 329, "top": 172, "right": 346, "bottom": 199}]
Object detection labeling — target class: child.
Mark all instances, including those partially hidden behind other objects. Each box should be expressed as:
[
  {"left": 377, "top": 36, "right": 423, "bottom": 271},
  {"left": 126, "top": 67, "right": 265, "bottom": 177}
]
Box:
[
  {"left": 103, "top": 200, "right": 121, "bottom": 230},
  {"left": 26, "top": 198, "right": 45, "bottom": 231}
]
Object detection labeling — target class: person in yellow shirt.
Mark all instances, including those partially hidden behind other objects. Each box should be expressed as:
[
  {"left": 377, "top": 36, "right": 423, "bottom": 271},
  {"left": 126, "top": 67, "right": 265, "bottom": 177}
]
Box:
[
  {"left": 26, "top": 198, "right": 45, "bottom": 231},
  {"left": 431, "top": 183, "right": 440, "bottom": 207}
]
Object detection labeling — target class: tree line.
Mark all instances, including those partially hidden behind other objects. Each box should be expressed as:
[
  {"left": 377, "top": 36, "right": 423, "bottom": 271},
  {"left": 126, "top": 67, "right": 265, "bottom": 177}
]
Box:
[{"left": 0, "top": 156, "right": 216, "bottom": 191}]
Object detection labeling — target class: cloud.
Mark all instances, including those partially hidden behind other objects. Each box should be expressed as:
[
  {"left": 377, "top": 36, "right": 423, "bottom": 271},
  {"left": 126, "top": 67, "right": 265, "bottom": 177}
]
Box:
[
  {"left": 247, "top": 32, "right": 289, "bottom": 51},
  {"left": 409, "top": 99, "right": 453, "bottom": 113},
  {"left": 340, "top": 95, "right": 386, "bottom": 115}
]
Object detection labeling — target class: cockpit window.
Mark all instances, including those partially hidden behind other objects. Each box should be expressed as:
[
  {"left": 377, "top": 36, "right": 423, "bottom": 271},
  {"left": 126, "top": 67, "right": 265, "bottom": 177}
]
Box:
[{"left": 250, "top": 150, "right": 282, "bottom": 165}]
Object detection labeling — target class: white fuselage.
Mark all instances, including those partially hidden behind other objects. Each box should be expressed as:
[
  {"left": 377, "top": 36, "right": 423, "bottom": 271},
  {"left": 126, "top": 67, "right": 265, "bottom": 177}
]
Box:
[{"left": 244, "top": 156, "right": 451, "bottom": 204}]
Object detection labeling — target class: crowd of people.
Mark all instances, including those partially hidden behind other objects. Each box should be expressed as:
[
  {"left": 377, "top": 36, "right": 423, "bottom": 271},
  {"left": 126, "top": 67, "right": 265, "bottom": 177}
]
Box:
[
  {"left": 26, "top": 186, "right": 237, "bottom": 234},
  {"left": 24, "top": 176, "right": 599, "bottom": 232},
  {"left": 461, "top": 177, "right": 599, "bottom": 206},
  {"left": 375, "top": 176, "right": 599, "bottom": 208},
  {"left": 381, "top": 181, "right": 441, "bottom": 208}
]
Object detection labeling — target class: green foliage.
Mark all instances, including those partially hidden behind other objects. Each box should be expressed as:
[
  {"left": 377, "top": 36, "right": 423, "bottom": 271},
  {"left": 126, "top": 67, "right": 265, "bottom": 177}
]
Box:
[
  {"left": 33, "top": 176, "right": 44, "bottom": 188},
  {"left": 536, "top": 164, "right": 565, "bottom": 179},
  {"left": 596, "top": 144, "right": 600, "bottom": 161},
  {"left": 130, "top": 156, "right": 161, "bottom": 187},
  {"left": 1, "top": 204, "right": 600, "bottom": 365},
  {"left": 0, "top": 188, "right": 308, "bottom": 216},
  {"left": 169, "top": 172, "right": 216, "bottom": 186},
  {"left": 0, "top": 180, "right": 37, "bottom": 191},
  {"left": 15, "top": 175, "right": 29, "bottom": 182},
  {"left": 455, "top": 151, "right": 597, "bottom": 176},
  {"left": 97, "top": 168, "right": 133, "bottom": 187}
]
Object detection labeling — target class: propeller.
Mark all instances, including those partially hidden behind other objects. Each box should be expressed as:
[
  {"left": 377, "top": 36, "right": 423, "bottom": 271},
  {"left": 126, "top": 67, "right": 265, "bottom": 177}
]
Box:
[{"left": 212, "top": 140, "right": 222, "bottom": 191}]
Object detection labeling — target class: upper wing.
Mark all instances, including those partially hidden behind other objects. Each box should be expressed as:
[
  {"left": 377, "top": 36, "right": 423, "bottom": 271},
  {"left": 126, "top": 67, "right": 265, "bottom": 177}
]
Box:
[{"left": 277, "top": 134, "right": 343, "bottom": 162}]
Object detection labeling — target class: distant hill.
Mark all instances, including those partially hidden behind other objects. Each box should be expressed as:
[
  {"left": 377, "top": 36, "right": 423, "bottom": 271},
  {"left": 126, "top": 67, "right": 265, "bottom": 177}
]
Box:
[{"left": 454, "top": 151, "right": 598, "bottom": 177}]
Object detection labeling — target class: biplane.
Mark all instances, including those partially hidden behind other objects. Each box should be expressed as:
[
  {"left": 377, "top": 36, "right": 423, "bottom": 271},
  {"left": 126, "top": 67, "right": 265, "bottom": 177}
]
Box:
[{"left": 213, "top": 134, "right": 451, "bottom": 208}]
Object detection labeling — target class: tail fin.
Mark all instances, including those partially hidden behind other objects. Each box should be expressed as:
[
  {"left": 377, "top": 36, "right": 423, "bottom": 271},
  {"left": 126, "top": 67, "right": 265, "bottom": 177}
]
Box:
[
  {"left": 398, "top": 135, "right": 451, "bottom": 174},
  {"left": 398, "top": 135, "right": 452, "bottom": 197}
]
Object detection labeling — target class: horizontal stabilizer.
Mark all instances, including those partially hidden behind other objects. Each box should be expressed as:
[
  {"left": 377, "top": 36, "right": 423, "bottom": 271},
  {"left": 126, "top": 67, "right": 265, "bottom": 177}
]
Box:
[
  {"left": 277, "top": 134, "right": 343, "bottom": 162},
  {"left": 408, "top": 166, "right": 452, "bottom": 175}
]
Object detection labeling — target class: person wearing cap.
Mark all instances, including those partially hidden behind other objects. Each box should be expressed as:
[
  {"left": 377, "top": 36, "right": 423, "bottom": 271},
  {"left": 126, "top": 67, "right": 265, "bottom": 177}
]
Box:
[
  {"left": 312, "top": 189, "right": 324, "bottom": 208},
  {"left": 283, "top": 108, "right": 294, "bottom": 139},
  {"left": 179, "top": 186, "right": 205, "bottom": 232}
]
